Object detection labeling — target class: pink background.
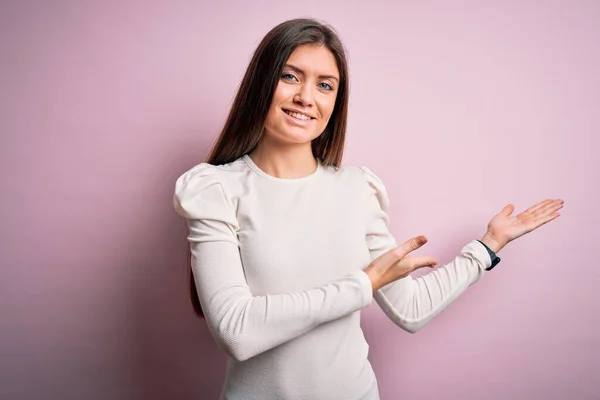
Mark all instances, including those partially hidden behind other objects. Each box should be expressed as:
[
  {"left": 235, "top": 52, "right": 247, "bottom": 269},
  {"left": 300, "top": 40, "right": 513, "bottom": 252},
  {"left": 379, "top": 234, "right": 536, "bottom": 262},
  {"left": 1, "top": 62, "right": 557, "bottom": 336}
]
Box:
[{"left": 2, "top": 1, "right": 598, "bottom": 399}]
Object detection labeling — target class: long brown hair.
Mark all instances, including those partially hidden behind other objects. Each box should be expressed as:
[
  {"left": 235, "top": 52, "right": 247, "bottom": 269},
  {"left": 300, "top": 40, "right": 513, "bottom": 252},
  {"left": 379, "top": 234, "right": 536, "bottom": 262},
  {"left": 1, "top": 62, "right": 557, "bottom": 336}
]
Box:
[{"left": 188, "top": 18, "right": 351, "bottom": 318}]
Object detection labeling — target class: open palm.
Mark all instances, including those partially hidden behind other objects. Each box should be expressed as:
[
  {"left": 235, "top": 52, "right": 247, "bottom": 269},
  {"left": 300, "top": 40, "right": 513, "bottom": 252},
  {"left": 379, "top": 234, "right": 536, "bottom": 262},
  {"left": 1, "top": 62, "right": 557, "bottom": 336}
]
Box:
[{"left": 486, "top": 199, "right": 564, "bottom": 246}]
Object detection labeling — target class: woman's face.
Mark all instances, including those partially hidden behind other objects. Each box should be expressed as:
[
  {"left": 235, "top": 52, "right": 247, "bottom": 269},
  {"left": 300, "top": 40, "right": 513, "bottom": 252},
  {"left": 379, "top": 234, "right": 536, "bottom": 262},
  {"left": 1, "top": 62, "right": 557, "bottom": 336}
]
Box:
[{"left": 263, "top": 44, "right": 340, "bottom": 146}]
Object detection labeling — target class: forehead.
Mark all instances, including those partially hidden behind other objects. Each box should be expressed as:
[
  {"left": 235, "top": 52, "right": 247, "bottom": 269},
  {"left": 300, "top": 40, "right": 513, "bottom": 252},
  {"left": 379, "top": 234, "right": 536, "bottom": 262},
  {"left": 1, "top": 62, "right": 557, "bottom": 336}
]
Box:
[{"left": 285, "top": 44, "right": 339, "bottom": 78}]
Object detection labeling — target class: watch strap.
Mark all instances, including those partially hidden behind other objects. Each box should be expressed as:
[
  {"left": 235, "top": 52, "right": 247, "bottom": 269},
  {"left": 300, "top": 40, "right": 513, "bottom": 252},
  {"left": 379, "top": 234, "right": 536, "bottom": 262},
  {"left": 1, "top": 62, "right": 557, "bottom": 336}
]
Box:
[{"left": 477, "top": 240, "right": 501, "bottom": 271}]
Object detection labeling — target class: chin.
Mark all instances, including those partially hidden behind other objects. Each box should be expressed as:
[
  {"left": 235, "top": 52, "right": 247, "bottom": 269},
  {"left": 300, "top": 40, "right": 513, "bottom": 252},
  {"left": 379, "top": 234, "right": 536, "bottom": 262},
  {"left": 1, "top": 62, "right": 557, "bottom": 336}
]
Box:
[{"left": 269, "top": 129, "right": 319, "bottom": 145}]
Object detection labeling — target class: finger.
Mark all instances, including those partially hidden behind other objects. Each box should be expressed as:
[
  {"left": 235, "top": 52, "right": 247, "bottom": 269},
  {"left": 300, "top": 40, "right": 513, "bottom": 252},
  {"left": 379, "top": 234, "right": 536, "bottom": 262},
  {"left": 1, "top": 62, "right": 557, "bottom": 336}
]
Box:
[
  {"left": 498, "top": 204, "right": 515, "bottom": 217},
  {"left": 533, "top": 201, "right": 564, "bottom": 218},
  {"left": 530, "top": 212, "right": 560, "bottom": 230},
  {"left": 377, "top": 236, "right": 427, "bottom": 267},
  {"left": 394, "top": 235, "right": 428, "bottom": 259},
  {"left": 522, "top": 199, "right": 554, "bottom": 215},
  {"left": 532, "top": 206, "right": 563, "bottom": 225},
  {"left": 409, "top": 256, "right": 438, "bottom": 271}
]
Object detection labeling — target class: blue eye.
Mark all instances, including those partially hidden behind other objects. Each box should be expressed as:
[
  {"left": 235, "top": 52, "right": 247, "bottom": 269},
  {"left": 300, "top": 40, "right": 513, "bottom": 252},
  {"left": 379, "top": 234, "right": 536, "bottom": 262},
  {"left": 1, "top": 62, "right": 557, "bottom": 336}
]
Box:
[
  {"left": 281, "top": 73, "right": 298, "bottom": 82},
  {"left": 318, "top": 82, "right": 333, "bottom": 91}
]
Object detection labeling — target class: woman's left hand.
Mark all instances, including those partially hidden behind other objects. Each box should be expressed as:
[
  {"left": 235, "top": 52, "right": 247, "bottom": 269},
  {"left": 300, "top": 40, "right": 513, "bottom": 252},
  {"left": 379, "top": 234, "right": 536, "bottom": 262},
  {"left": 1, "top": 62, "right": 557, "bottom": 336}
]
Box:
[{"left": 480, "top": 199, "right": 564, "bottom": 253}]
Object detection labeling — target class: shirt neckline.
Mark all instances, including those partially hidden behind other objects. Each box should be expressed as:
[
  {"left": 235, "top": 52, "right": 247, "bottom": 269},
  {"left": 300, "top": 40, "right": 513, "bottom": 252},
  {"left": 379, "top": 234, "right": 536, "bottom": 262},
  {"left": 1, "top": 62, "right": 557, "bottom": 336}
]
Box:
[{"left": 242, "top": 154, "right": 323, "bottom": 183}]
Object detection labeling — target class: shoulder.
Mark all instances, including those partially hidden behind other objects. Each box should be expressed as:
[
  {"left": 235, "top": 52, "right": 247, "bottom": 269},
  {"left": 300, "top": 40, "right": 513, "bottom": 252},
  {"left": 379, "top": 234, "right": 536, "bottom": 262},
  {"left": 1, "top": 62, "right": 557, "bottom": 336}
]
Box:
[
  {"left": 176, "top": 157, "right": 247, "bottom": 184},
  {"left": 331, "top": 164, "right": 388, "bottom": 191},
  {"left": 331, "top": 164, "right": 391, "bottom": 210},
  {"left": 174, "top": 160, "right": 238, "bottom": 197},
  {"left": 173, "top": 158, "right": 247, "bottom": 220}
]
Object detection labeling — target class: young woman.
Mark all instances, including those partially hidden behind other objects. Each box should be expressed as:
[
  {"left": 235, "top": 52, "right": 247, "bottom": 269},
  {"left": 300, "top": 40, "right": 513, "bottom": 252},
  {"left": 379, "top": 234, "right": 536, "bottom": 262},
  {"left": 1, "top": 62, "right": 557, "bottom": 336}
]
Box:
[{"left": 173, "top": 18, "right": 563, "bottom": 400}]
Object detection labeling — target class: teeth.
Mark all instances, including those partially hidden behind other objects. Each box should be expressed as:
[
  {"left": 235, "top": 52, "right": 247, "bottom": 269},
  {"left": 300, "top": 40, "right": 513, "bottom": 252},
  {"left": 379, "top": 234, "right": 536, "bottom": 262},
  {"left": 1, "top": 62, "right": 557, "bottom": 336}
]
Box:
[{"left": 285, "top": 110, "right": 311, "bottom": 121}]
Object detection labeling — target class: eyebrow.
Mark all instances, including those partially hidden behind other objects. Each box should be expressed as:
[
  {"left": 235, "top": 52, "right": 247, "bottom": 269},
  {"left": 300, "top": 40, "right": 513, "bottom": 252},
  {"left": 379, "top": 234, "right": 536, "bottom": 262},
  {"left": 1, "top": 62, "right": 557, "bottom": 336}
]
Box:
[{"left": 284, "top": 63, "right": 340, "bottom": 84}]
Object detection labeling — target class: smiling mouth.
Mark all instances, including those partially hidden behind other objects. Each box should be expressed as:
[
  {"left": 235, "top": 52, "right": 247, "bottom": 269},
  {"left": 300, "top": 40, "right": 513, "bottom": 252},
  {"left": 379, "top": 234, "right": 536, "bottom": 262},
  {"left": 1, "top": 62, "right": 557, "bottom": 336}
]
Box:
[{"left": 283, "top": 109, "right": 314, "bottom": 121}]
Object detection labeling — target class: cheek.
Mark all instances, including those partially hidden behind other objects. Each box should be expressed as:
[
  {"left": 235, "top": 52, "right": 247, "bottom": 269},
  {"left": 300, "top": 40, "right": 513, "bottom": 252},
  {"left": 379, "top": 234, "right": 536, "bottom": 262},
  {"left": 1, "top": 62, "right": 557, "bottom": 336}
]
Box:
[
  {"left": 271, "top": 82, "right": 294, "bottom": 104},
  {"left": 265, "top": 90, "right": 285, "bottom": 120},
  {"left": 319, "top": 97, "right": 337, "bottom": 119},
  {"left": 266, "top": 86, "right": 291, "bottom": 120}
]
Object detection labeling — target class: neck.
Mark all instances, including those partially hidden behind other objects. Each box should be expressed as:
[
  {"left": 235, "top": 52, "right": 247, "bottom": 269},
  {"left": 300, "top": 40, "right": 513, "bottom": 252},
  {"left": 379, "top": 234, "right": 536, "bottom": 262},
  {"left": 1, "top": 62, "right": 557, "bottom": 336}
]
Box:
[{"left": 248, "top": 139, "right": 318, "bottom": 179}]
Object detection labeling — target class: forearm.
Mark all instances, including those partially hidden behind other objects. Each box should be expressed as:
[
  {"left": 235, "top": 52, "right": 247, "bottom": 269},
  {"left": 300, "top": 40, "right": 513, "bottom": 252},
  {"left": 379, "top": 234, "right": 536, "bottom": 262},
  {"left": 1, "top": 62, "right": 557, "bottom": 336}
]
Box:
[
  {"left": 373, "top": 240, "right": 491, "bottom": 333},
  {"left": 193, "top": 240, "right": 373, "bottom": 362}
]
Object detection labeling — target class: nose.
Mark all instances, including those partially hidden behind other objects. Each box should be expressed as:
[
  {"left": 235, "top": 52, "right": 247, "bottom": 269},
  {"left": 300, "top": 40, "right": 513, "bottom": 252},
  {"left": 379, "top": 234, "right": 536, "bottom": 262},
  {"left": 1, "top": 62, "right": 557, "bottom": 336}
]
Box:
[{"left": 293, "top": 83, "right": 315, "bottom": 107}]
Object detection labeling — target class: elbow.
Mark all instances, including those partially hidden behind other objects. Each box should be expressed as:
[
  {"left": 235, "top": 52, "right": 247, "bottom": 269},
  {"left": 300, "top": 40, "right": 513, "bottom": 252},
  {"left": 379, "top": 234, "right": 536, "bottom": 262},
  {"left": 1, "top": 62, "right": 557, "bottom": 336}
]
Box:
[
  {"left": 213, "top": 319, "right": 263, "bottom": 362},
  {"left": 209, "top": 296, "right": 260, "bottom": 362},
  {"left": 400, "top": 321, "right": 426, "bottom": 334},
  {"left": 215, "top": 332, "right": 257, "bottom": 362},
  {"left": 224, "top": 344, "right": 254, "bottom": 363},
  {"left": 386, "top": 313, "right": 430, "bottom": 334}
]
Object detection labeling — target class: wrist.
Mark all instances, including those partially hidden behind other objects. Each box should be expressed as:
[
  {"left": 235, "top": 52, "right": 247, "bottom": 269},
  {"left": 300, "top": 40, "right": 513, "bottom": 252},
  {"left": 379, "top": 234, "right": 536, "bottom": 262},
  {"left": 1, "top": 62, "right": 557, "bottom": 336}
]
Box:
[
  {"left": 364, "top": 267, "right": 381, "bottom": 293},
  {"left": 480, "top": 232, "right": 506, "bottom": 253}
]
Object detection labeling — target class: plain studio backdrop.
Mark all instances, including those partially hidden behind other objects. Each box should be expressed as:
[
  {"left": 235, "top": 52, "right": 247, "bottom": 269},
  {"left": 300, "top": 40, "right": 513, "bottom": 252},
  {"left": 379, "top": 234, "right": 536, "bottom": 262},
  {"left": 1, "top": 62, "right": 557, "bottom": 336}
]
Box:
[{"left": 1, "top": 1, "right": 598, "bottom": 399}]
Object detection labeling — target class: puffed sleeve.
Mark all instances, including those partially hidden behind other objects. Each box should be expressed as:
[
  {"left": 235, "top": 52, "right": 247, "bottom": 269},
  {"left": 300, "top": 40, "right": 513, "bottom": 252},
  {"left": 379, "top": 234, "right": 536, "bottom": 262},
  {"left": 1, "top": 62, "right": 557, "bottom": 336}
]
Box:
[
  {"left": 359, "top": 166, "right": 493, "bottom": 333},
  {"left": 174, "top": 163, "right": 240, "bottom": 243},
  {"left": 174, "top": 164, "right": 374, "bottom": 362}
]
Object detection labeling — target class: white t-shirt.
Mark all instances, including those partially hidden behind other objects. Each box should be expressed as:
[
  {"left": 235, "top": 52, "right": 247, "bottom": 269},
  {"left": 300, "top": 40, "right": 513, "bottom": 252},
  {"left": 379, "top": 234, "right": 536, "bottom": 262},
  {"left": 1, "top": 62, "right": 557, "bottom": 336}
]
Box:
[{"left": 173, "top": 154, "right": 492, "bottom": 400}]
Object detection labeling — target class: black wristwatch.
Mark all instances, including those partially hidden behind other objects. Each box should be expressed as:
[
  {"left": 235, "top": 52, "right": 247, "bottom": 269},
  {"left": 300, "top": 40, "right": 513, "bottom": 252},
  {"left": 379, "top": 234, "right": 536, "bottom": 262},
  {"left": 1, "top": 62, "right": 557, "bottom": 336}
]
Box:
[{"left": 477, "top": 240, "right": 501, "bottom": 271}]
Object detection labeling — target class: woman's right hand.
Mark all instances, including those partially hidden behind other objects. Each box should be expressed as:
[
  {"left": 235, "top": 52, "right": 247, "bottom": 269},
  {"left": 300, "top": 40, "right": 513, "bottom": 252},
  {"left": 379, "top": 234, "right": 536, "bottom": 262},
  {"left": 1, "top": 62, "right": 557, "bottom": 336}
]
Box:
[{"left": 364, "top": 236, "right": 437, "bottom": 293}]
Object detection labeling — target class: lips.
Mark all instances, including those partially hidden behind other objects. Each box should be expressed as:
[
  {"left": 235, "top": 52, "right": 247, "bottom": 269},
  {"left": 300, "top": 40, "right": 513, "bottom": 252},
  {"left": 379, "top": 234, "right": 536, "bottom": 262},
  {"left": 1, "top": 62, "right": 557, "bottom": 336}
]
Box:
[{"left": 282, "top": 108, "right": 315, "bottom": 121}]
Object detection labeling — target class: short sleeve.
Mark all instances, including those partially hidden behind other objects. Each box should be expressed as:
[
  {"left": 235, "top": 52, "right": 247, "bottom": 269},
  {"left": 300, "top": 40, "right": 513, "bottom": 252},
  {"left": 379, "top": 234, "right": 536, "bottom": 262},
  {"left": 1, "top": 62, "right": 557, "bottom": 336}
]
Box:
[
  {"left": 359, "top": 166, "right": 398, "bottom": 259},
  {"left": 173, "top": 163, "right": 239, "bottom": 244}
]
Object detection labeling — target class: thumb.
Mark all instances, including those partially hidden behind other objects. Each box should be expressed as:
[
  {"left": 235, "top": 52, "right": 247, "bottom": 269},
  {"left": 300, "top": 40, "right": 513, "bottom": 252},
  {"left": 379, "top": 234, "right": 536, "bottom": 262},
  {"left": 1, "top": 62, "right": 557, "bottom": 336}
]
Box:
[
  {"left": 409, "top": 256, "right": 438, "bottom": 272},
  {"left": 396, "top": 235, "right": 428, "bottom": 259},
  {"left": 499, "top": 204, "right": 515, "bottom": 217}
]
